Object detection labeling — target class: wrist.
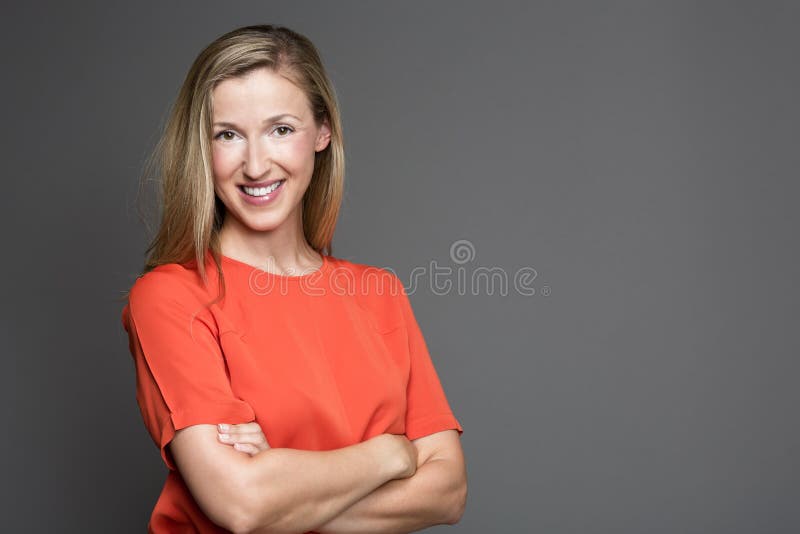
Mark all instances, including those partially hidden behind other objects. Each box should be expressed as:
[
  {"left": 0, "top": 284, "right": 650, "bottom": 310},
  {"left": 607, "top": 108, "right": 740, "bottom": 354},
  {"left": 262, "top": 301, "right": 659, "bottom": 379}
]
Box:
[{"left": 368, "top": 434, "right": 411, "bottom": 481}]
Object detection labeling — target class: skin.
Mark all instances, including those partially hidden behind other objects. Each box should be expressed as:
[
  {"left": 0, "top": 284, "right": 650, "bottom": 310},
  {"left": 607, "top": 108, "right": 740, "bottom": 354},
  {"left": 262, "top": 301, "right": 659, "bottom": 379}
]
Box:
[
  {"left": 217, "top": 422, "right": 467, "bottom": 533},
  {"left": 169, "top": 65, "right": 467, "bottom": 532},
  {"left": 211, "top": 66, "right": 330, "bottom": 273}
]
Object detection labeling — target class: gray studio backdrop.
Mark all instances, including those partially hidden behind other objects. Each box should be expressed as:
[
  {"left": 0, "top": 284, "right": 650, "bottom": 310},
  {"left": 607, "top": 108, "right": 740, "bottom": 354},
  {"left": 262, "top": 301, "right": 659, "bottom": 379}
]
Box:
[{"left": 2, "top": 1, "right": 798, "bottom": 533}]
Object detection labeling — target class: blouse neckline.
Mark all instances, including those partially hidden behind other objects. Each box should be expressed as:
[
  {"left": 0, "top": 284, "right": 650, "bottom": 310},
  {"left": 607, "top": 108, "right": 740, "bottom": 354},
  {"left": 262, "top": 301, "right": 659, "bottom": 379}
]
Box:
[{"left": 219, "top": 252, "right": 331, "bottom": 282}]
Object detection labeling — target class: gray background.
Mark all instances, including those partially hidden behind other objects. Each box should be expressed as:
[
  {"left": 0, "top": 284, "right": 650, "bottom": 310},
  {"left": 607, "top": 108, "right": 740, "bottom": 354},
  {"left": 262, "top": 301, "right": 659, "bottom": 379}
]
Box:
[{"left": 2, "top": 1, "right": 798, "bottom": 532}]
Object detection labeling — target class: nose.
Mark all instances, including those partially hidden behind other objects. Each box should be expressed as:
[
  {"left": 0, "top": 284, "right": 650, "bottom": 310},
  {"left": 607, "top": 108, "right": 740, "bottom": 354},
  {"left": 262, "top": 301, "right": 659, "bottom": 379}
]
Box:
[{"left": 243, "top": 139, "right": 270, "bottom": 179}]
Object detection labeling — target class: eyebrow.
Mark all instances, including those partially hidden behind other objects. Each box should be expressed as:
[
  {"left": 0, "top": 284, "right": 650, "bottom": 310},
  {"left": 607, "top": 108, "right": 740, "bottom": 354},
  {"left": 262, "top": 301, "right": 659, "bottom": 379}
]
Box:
[{"left": 212, "top": 114, "right": 302, "bottom": 128}]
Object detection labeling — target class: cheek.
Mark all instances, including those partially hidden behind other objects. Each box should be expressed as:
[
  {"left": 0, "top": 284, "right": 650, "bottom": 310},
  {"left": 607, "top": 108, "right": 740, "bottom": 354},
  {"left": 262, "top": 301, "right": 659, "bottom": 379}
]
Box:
[
  {"left": 282, "top": 136, "right": 318, "bottom": 171},
  {"left": 212, "top": 145, "right": 240, "bottom": 178}
]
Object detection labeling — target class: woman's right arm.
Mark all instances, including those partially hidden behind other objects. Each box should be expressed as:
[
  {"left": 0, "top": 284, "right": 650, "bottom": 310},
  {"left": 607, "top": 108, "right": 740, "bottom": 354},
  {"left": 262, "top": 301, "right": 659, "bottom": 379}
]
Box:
[
  {"left": 169, "top": 425, "right": 417, "bottom": 534},
  {"left": 124, "top": 276, "right": 415, "bottom": 532}
]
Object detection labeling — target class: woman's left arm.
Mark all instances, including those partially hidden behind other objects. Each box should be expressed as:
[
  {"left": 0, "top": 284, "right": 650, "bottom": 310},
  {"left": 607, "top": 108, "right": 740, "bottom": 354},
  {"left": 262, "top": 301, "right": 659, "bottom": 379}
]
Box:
[{"left": 313, "top": 429, "right": 467, "bottom": 534}]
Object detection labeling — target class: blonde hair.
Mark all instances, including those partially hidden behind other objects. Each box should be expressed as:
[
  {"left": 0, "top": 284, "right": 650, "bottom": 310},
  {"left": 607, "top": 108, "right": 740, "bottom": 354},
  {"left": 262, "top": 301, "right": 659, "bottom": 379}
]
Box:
[{"left": 132, "top": 24, "right": 344, "bottom": 301}]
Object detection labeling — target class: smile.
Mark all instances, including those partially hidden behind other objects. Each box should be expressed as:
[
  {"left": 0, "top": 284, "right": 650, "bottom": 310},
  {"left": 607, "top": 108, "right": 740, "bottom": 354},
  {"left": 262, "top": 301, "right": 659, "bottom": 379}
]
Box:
[{"left": 240, "top": 180, "right": 285, "bottom": 197}]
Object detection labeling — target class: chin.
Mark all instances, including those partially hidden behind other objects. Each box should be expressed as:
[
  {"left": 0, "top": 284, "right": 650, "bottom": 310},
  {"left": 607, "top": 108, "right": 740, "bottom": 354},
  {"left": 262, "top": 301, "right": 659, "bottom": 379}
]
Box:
[{"left": 242, "top": 217, "right": 286, "bottom": 232}]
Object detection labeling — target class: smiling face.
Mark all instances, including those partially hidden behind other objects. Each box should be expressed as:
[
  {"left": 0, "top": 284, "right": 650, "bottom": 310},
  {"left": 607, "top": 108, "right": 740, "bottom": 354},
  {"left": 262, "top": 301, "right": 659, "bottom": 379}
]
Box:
[{"left": 210, "top": 67, "right": 331, "bottom": 235}]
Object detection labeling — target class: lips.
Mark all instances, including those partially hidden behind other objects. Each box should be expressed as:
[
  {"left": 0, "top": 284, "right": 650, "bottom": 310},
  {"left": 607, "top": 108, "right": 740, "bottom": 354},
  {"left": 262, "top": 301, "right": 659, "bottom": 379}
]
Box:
[
  {"left": 240, "top": 180, "right": 285, "bottom": 196},
  {"left": 236, "top": 178, "right": 285, "bottom": 205},
  {"left": 238, "top": 178, "right": 284, "bottom": 188}
]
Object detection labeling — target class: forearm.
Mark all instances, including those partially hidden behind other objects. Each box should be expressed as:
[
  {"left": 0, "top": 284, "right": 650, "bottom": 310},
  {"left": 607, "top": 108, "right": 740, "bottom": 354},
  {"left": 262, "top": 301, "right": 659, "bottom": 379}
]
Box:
[
  {"left": 315, "top": 456, "right": 466, "bottom": 534},
  {"left": 241, "top": 434, "right": 405, "bottom": 534}
]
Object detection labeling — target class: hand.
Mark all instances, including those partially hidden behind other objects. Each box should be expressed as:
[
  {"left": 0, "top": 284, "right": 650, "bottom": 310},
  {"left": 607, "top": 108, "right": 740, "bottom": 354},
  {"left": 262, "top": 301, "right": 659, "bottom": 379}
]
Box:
[
  {"left": 381, "top": 433, "right": 418, "bottom": 479},
  {"left": 217, "top": 421, "right": 271, "bottom": 456}
]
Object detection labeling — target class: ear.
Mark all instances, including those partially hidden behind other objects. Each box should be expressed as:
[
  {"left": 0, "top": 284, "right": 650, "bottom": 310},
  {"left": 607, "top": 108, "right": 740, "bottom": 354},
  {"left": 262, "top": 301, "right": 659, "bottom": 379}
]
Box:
[{"left": 314, "top": 118, "right": 332, "bottom": 152}]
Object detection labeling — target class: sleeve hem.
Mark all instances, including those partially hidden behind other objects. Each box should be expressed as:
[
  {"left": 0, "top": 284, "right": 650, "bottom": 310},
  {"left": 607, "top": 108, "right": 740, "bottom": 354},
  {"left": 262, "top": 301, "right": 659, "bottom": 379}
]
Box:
[
  {"left": 157, "top": 401, "right": 256, "bottom": 471},
  {"left": 405, "top": 412, "right": 464, "bottom": 441}
]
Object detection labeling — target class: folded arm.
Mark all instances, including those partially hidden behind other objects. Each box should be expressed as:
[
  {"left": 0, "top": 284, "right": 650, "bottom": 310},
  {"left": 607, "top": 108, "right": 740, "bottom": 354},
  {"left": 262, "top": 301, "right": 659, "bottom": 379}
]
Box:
[
  {"left": 169, "top": 425, "right": 416, "bottom": 534},
  {"left": 315, "top": 429, "right": 467, "bottom": 534}
]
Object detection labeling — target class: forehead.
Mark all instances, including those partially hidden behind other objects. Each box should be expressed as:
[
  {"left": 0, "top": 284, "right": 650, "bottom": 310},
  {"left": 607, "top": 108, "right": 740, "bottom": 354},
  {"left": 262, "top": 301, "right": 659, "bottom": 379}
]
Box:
[{"left": 211, "top": 67, "right": 311, "bottom": 119}]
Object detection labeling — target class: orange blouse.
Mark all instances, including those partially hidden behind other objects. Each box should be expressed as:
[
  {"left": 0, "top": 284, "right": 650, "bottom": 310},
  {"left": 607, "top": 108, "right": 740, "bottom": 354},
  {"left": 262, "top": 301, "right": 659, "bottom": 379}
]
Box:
[{"left": 120, "top": 250, "right": 463, "bottom": 533}]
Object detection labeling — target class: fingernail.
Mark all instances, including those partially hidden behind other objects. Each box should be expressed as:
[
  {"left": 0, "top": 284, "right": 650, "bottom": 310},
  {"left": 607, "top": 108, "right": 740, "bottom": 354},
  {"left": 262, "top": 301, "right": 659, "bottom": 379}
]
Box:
[
  {"left": 219, "top": 433, "right": 230, "bottom": 440},
  {"left": 218, "top": 424, "right": 229, "bottom": 432}
]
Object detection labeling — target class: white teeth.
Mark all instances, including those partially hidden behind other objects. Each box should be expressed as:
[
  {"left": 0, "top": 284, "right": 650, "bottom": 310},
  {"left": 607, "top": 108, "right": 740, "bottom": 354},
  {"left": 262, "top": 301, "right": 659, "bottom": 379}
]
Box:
[{"left": 243, "top": 181, "right": 282, "bottom": 197}]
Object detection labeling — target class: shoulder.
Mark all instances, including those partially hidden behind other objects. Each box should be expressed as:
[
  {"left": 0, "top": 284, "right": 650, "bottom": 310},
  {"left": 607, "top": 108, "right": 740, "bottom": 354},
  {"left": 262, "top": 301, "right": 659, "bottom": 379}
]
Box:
[
  {"left": 122, "top": 262, "right": 223, "bottom": 336},
  {"left": 326, "top": 255, "right": 404, "bottom": 297},
  {"left": 326, "top": 256, "right": 407, "bottom": 331},
  {"left": 127, "top": 262, "right": 219, "bottom": 313}
]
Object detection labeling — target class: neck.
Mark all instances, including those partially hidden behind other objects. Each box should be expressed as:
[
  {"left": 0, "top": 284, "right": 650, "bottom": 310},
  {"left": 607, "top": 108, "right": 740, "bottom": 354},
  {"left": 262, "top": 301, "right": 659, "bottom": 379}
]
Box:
[{"left": 217, "top": 209, "right": 321, "bottom": 274}]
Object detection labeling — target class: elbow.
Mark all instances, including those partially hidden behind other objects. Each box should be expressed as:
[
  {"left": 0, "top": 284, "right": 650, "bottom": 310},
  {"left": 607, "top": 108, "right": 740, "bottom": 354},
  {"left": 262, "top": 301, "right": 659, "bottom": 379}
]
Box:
[
  {"left": 444, "top": 475, "right": 468, "bottom": 525},
  {"left": 214, "top": 486, "right": 259, "bottom": 534},
  {"left": 206, "top": 497, "right": 250, "bottom": 534},
  {"left": 222, "top": 498, "right": 273, "bottom": 534},
  {"left": 231, "top": 513, "right": 287, "bottom": 534},
  {"left": 207, "top": 465, "right": 270, "bottom": 534},
  {"left": 234, "top": 468, "right": 318, "bottom": 533},
  {"left": 225, "top": 512, "right": 256, "bottom": 534},
  {"left": 225, "top": 498, "right": 276, "bottom": 534},
  {"left": 223, "top": 466, "right": 284, "bottom": 534}
]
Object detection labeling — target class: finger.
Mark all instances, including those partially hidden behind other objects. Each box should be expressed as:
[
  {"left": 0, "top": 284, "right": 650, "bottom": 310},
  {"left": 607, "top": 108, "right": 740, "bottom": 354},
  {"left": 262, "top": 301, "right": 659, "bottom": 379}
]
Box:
[
  {"left": 239, "top": 432, "right": 270, "bottom": 449},
  {"left": 218, "top": 432, "right": 263, "bottom": 445},
  {"left": 233, "top": 442, "right": 261, "bottom": 456},
  {"left": 220, "top": 422, "right": 262, "bottom": 434},
  {"left": 218, "top": 431, "right": 270, "bottom": 449}
]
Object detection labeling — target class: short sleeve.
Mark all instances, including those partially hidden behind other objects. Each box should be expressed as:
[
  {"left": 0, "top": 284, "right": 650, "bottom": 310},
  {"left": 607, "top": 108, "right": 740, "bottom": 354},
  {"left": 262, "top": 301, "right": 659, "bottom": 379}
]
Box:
[
  {"left": 121, "top": 271, "right": 255, "bottom": 471},
  {"left": 396, "top": 281, "right": 464, "bottom": 440}
]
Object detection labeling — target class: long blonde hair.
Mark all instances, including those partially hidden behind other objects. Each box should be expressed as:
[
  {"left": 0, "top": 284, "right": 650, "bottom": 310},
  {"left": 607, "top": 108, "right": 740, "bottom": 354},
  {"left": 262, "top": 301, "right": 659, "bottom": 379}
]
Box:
[{"left": 132, "top": 24, "right": 345, "bottom": 301}]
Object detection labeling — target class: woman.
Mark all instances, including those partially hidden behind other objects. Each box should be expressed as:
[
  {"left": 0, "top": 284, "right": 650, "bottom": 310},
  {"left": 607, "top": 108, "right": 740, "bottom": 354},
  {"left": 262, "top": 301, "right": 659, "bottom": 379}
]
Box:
[{"left": 121, "top": 24, "right": 466, "bottom": 533}]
